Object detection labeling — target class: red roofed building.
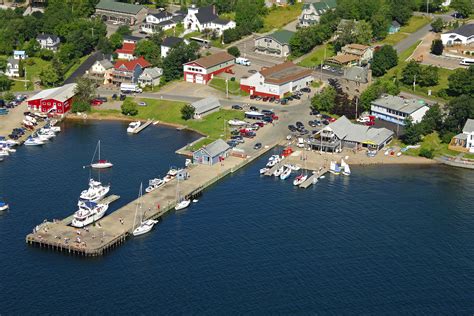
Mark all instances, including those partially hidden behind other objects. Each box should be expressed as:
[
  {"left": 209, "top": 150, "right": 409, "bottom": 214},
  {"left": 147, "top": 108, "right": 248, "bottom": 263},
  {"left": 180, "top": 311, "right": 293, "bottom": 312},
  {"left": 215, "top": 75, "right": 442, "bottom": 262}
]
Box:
[
  {"left": 183, "top": 51, "right": 234, "bottom": 84},
  {"left": 27, "top": 83, "right": 77, "bottom": 114},
  {"left": 115, "top": 42, "right": 136, "bottom": 60},
  {"left": 113, "top": 56, "right": 151, "bottom": 84}
]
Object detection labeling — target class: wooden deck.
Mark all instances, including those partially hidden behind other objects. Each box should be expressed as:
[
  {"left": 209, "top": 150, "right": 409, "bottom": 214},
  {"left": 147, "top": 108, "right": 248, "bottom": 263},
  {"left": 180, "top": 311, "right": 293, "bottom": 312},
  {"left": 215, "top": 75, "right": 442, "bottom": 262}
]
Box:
[
  {"left": 132, "top": 120, "right": 153, "bottom": 134},
  {"left": 299, "top": 169, "right": 328, "bottom": 189}
]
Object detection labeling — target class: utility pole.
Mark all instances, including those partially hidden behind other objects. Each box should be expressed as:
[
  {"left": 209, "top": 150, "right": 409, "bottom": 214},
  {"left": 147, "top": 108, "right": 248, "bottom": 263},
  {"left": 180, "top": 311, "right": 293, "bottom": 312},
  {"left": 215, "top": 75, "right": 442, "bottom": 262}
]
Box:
[
  {"left": 426, "top": 0, "right": 429, "bottom": 15},
  {"left": 355, "top": 97, "right": 358, "bottom": 119},
  {"left": 225, "top": 78, "right": 229, "bottom": 99},
  {"left": 413, "top": 74, "right": 416, "bottom": 92}
]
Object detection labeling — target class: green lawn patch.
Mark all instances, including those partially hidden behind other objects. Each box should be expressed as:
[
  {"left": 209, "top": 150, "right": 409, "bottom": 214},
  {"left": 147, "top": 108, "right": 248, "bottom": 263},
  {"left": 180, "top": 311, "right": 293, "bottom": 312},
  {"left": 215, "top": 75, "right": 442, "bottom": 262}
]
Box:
[
  {"left": 183, "top": 31, "right": 202, "bottom": 39},
  {"left": 260, "top": 3, "right": 303, "bottom": 32},
  {"left": 64, "top": 54, "right": 91, "bottom": 81},
  {"left": 400, "top": 16, "right": 432, "bottom": 33},
  {"left": 10, "top": 57, "right": 51, "bottom": 92},
  {"left": 164, "top": 23, "right": 185, "bottom": 37},
  {"left": 298, "top": 44, "right": 334, "bottom": 68},
  {"left": 404, "top": 132, "right": 458, "bottom": 157},
  {"left": 379, "top": 32, "right": 409, "bottom": 46},
  {"left": 209, "top": 77, "right": 246, "bottom": 96}
]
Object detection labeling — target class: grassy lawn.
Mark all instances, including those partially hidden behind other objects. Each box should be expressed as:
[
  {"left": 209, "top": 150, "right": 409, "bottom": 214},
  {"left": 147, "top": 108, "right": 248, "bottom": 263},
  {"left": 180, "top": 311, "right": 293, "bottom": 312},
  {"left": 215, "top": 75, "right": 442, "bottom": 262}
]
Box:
[
  {"left": 260, "top": 3, "right": 303, "bottom": 32},
  {"left": 164, "top": 23, "right": 185, "bottom": 37},
  {"left": 404, "top": 132, "right": 459, "bottom": 157},
  {"left": 379, "top": 32, "right": 409, "bottom": 46},
  {"left": 64, "top": 54, "right": 90, "bottom": 81},
  {"left": 400, "top": 16, "right": 432, "bottom": 33},
  {"left": 183, "top": 31, "right": 202, "bottom": 39},
  {"left": 10, "top": 57, "right": 51, "bottom": 92},
  {"left": 298, "top": 44, "right": 334, "bottom": 68},
  {"left": 209, "top": 77, "right": 246, "bottom": 96}
]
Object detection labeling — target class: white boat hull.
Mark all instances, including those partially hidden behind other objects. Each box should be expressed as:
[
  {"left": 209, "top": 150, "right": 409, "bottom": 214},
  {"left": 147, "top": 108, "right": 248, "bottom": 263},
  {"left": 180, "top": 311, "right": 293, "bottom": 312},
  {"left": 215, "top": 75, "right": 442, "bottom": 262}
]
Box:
[
  {"left": 175, "top": 200, "right": 190, "bottom": 210},
  {"left": 280, "top": 168, "right": 291, "bottom": 180},
  {"left": 91, "top": 162, "right": 113, "bottom": 169},
  {"left": 71, "top": 204, "right": 108, "bottom": 228},
  {"left": 132, "top": 219, "right": 159, "bottom": 236},
  {"left": 0, "top": 204, "right": 9, "bottom": 211},
  {"left": 293, "top": 175, "right": 308, "bottom": 186}
]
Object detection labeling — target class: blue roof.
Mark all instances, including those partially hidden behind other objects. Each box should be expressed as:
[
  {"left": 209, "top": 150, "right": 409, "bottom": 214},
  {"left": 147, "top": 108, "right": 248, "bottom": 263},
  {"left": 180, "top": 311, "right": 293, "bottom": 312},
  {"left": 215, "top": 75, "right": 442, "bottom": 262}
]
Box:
[{"left": 14, "top": 50, "right": 26, "bottom": 54}]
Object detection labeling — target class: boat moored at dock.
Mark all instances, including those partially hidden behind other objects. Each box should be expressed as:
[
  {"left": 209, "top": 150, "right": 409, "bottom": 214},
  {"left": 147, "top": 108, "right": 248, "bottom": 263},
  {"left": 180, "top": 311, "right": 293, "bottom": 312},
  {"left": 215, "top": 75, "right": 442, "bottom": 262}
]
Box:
[
  {"left": 71, "top": 201, "right": 109, "bottom": 227},
  {"left": 127, "top": 121, "right": 141, "bottom": 133},
  {"left": 79, "top": 179, "right": 110, "bottom": 203}
]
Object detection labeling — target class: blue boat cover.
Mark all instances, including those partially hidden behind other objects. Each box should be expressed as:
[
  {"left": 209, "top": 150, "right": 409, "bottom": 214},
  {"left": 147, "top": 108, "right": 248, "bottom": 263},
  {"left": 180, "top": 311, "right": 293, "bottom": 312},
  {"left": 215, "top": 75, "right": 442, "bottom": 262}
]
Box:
[{"left": 83, "top": 201, "right": 97, "bottom": 208}]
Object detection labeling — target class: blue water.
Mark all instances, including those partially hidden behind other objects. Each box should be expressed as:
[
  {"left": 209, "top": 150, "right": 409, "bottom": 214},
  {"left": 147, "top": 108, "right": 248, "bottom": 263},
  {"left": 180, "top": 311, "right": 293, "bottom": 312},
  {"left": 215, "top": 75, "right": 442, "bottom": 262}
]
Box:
[{"left": 1, "top": 120, "right": 473, "bottom": 314}]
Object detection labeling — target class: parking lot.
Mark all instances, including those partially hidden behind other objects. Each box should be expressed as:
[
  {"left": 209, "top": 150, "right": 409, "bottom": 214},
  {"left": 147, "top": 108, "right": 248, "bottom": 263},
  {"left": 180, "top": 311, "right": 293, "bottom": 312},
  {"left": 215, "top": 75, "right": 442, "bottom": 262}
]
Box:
[{"left": 233, "top": 34, "right": 285, "bottom": 68}]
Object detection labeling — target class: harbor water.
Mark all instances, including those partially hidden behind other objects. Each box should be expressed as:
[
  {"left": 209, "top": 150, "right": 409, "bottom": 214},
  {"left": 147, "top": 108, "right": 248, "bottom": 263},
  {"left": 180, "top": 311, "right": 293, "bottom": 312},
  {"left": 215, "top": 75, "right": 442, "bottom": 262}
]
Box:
[{"left": 1, "top": 120, "right": 473, "bottom": 314}]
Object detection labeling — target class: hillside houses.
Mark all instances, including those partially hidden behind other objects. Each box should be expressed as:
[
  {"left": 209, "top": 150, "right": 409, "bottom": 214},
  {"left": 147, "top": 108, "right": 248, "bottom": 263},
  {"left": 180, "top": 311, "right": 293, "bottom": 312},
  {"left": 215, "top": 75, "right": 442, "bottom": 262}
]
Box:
[
  {"left": 298, "top": 0, "right": 337, "bottom": 27},
  {"left": 183, "top": 5, "right": 236, "bottom": 36}
]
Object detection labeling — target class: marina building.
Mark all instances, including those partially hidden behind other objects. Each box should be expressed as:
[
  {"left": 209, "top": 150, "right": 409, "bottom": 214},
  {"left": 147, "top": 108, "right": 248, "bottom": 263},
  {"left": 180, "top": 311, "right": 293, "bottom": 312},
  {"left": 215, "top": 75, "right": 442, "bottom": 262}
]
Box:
[
  {"left": 27, "top": 83, "right": 77, "bottom": 114},
  {"left": 183, "top": 51, "right": 235, "bottom": 84},
  {"left": 371, "top": 95, "right": 429, "bottom": 126},
  {"left": 190, "top": 97, "right": 221, "bottom": 119},
  {"left": 310, "top": 116, "right": 393, "bottom": 152},
  {"left": 450, "top": 119, "right": 474, "bottom": 153},
  {"left": 240, "top": 61, "right": 313, "bottom": 99},
  {"left": 193, "top": 139, "right": 231, "bottom": 166}
]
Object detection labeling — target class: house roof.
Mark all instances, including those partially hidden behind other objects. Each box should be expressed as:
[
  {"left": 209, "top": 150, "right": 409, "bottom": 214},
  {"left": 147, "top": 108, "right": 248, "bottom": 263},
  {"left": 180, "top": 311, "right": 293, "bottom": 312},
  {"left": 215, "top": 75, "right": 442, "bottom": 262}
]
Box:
[
  {"left": 453, "top": 132, "right": 468, "bottom": 140},
  {"left": 326, "top": 116, "right": 393, "bottom": 145},
  {"left": 115, "top": 42, "right": 136, "bottom": 55},
  {"left": 303, "top": 0, "right": 336, "bottom": 14},
  {"left": 213, "top": 17, "right": 231, "bottom": 25},
  {"left": 158, "top": 20, "right": 176, "bottom": 26},
  {"left": 260, "top": 61, "right": 313, "bottom": 85},
  {"left": 191, "top": 96, "right": 221, "bottom": 115},
  {"left": 344, "top": 43, "right": 371, "bottom": 52},
  {"left": 200, "top": 138, "right": 230, "bottom": 157},
  {"left": 195, "top": 5, "right": 219, "bottom": 24},
  {"left": 327, "top": 54, "right": 360, "bottom": 65},
  {"left": 114, "top": 56, "right": 150, "bottom": 71},
  {"left": 343, "top": 66, "right": 370, "bottom": 83},
  {"left": 14, "top": 50, "right": 26, "bottom": 55},
  {"left": 122, "top": 35, "right": 142, "bottom": 43},
  {"left": 27, "top": 83, "right": 77, "bottom": 103},
  {"left": 7, "top": 57, "right": 18, "bottom": 65},
  {"left": 96, "top": 0, "right": 145, "bottom": 15},
  {"left": 162, "top": 36, "right": 183, "bottom": 48},
  {"left": 139, "top": 67, "right": 162, "bottom": 79},
  {"left": 391, "top": 20, "right": 401, "bottom": 28},
  {"left": 98, "top": 59, "right": 114, "bottom": 69},
  {"left": 371, "top": 95, "right": 428, "bottom": 114},
  {"left": 185, "top": 51, "right": 234, "bottom": 69},
  {"left": 463, "top": 119, "right": 474, "bottom": 133},
  {"left": 260, "top": 30, "right": 295, "bottom": 45},
  {"left": 443, "top": 23, "right": 474, "bottom": 37},
  {"left": 150, "top": 10, "right": 173, "bottom": 19},
  {"left": 36, "top": 34, "right": 60, "bottom": 42}
]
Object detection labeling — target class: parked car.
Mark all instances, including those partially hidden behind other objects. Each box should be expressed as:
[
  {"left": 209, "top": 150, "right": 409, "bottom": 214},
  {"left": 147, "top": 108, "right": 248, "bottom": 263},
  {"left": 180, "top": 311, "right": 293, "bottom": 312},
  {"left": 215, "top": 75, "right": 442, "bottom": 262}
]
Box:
[
  {"left": 280, "top": 99, "right": 288, "bottom": 105},
  {"left": 227, "top": 140, "right": 238, "bottom": 147},
  {"left": 262, "top": 96, "right": 269, "bottom": 102},
  {"left": 254, "top": 121, "right": 265, "bottom": 127},
  {"left": 91, "top": 99, "right": 103, "bottom": 106},
  {"left": 262, "top": 116, "right": 273, "bottom": 123},
  {"left": 296, "top": 121, "right": 304, "bottom": 128},
  {"left": 321, "top": 114, "right": 330, "bottom": 119},
  {"left": 96, "top": 97, "right": 108, "bottom": 102},
  {"left": 255, "top": 96, "right": 262, "bottom": 101},
  {"left": 253, "top": 142, "right": 262, "bottom": 150},
  {"left": 261, "top": 109, "right": 274, "bottom": 116},
  {"left": 138, "top": 101, "right": 147, "bottom": 106},
  {"left": 250, "top": 106, "right": 259, "bottom": 111},
  {"left": 292, "top": 95, "right": 301, "bottom": 100},
  {"left": 309, "top": 120, "right": 317, "bottom": 127},
  {"left": 322, "top": 119, "right": 329, "bottom": 125},
  {"left": 269, "top": 97, "right": 275, "bottom": 102},
  {"left": 310, "top": 109, "right": 320, "bottom": 115},
  {"left": 112, "top": 94, "right": 118, "bottom": 100},
  {"left": 328, "top": 117, "right": 336, "bottom": 123},
  {"left": 249, "top": 94, "right": 256, "bottom": 99},
  {"left": 301, "top": 87, "right": 311, "bottom": 93},
  {"left": 232, "top": 104, "right": 243, "bottom": 110},
  {"left": 119, "top": 94, "right": 126, "bottom": 101}
]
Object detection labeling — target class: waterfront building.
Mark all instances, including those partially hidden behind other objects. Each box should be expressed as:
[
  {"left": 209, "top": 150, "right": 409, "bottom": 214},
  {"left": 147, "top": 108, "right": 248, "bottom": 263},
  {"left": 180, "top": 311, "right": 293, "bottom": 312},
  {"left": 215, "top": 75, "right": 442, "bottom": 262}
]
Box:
[
  {"left": 95, "top": 0, "right": 147, "bottom": 26},
  {"left": 449, "top": 119, "right": 474, "bottom": 153},
  {"left": 371, "top": 94, "right": 429, "bottom": 126},
  {"left": 36, "top": 34, "right": 60, "bottom": 52},
  {"left": 190, "top": 97, "right": 221, "bottom": 119},
  {"left": 183, "top": 51, "right": 235, "bottom": 84},
  {"left": 87, "top": 58, "right": 114, "bottom": 85},
  {"left": 183, "top": 4, "right": 236, "bottom": 36},
  {"left": 240, "top": 61, "right": 313, "bottom": 99},
  {"left": 254, "top": 30, "right": 295, "bottom": 58},
  {"left": 27, "top": 83, "right": 77, "bottom": 114},
  {"left": 193, "top": 139, "right": 231, "bottom": 165},
  {"left": 310, "top": 116, "right": 394, "bottom": 152}
]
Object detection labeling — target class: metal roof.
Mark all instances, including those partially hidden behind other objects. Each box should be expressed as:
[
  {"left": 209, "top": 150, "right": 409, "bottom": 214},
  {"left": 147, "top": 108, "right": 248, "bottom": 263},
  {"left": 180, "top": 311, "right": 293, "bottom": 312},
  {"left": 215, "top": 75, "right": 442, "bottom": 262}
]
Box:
[
  {"left": 343, "top": 66, "right": 370, "bottom": 83},
  {"left": 371, "top": 95, "right": 428, "bottom": 115},
  {"left": 27, "top": 83, "right": 77, "bottom": 103},
  {"left": 96, "top": 0, "right": 145, "bottom": 15},
  {"left": 139, "top": 67, "right": 162, "bottom": 79},
  {"left": 325, "top": 116, "right": 393, "bottom": 146},
  {"left": 162, "top": 36, "right": 183, "bottom": 48},
  {"left": 258, "top": 30, "right": 295, "bottom": 45},
  {"left": 463, "top": 119, "right": 474, "bottom": 133},
  {"left": 200, "top": 138, "right": 230, "bottom": 157},
  {"left": 191, "top": 97, "right": 220, "bottom": 115},
  {"left": 443, "top": 23, "right": 474, "bottom": 38}
]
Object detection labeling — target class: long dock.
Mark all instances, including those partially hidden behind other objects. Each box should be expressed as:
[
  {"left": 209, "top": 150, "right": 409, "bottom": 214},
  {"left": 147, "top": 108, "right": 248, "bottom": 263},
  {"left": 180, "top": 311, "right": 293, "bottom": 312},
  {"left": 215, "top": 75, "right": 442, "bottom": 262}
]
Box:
[
  {"left": 132, "top": 120, "right": 153, "bottom": 134},
  {"left": 26, "top": 143, "right": 277, "bottom": 256},
  {"left": 299, "top": 169, "right": 328, "bottom": 189}
]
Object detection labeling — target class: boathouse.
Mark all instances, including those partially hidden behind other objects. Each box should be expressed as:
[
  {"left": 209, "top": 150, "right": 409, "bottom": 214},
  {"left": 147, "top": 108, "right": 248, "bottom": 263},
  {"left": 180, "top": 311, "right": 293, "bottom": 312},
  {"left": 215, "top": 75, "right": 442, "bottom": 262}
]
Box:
[
  {"left": 27, "top": 83, "right": 77, "bottom": 114},
  {"left": 190, "top": 97, "right": 221, "bottom": 119},
  {"left": 193, "top": 139, "right": 231, "bottom": 165}
]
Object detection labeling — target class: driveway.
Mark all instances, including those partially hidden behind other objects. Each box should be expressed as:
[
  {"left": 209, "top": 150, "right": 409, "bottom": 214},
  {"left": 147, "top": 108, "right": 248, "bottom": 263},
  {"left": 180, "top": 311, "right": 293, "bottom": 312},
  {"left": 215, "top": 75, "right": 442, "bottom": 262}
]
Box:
[
  {"left": 411, "top": 32, "right": 465, "bottom": 69},
  {"left": 234, "top": 34, "right": 285, "bottom": 67}
]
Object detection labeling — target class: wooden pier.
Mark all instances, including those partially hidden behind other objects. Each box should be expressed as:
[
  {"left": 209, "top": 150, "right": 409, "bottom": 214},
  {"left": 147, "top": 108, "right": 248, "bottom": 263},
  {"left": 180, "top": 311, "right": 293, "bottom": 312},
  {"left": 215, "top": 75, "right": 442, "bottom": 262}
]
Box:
[
  {"left": 265, "top": 161, "right": 283, "bottom": 176},
  {"left": 26, "top": 143, "right": 277, "bottom": 257},
  {"left": 132, "top": 120, "right": 153, "bottom": 134},
  {"left": 299, "top": 169, "right": 328, "bottom": 189}
]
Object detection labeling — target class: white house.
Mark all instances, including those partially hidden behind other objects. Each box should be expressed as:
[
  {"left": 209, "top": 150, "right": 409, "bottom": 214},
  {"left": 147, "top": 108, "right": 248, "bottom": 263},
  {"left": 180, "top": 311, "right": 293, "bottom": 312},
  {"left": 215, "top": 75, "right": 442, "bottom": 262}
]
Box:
[
  {"left": 161, "top": 36, "right": 185, "bottom": 58},
  {"left": 450, "top": 119, "right": 474, "bottom": 153},
  {"left": 441, "top": 24, "right": 474, "bottom": 46},
  {"left": 183, "top": 4, "right": 235, "bottom": 36},
  {"left": 141, "top": 11, "right": 173, "bottom": 34},
  {"left": 183, "top": 51, "right": 235, "bottom": 84},
  {"left": 138, "top": 67, "right": 163, "bottom": 87},
  {"left": 13, "top": 50, "right": 27, "bottom": 60},
  {"left": 5, "top": 58, "right": 20, "bottom": 77},
  {"left": 298, "top": 0, "right": 337, "bottom": 27},
  {"left": 240, "top": 61, "right": 313, "bottom": 99},
  {"left": 87, "top": 58, "right": 114, "bottom": 84},
  {"left": 115, "top": 42, "right": 136, "bottom": 60},
  {"left": 371, "top": 95, "right": 429, "bottom": 126},
  {"left": 36, "top": 34, "right": 60, "bottom": 51}
]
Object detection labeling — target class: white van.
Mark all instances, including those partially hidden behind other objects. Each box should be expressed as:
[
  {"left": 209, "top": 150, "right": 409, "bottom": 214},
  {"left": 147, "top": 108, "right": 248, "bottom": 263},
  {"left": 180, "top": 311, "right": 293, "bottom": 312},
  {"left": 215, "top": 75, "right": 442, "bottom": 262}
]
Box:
[
  {"left": 120, "top": 83, "right": 142, "bottom": 93},
  {"left": 235, "top": 57, "right": 251, "bottom": 66},
  {"left": 297, "top": 138, "right": 305, "bottom": 148},
  {"left": 460, "top": 58, "right": 474, "bottom": 66}
]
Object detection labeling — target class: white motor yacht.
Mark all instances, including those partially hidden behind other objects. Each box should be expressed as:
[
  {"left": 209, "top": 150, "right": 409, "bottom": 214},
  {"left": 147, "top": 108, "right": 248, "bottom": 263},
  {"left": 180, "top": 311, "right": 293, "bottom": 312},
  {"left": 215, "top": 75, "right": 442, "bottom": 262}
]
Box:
[
  {"left": 273, "top": 166, "right": 284, "bottom": 177},
  {"left": 127, "top": 121, "right": 141, "bottom": 133},
  {"left": 163, "top": 168, "right": 179, "bottom": 183},
  {"left": 24, "top": 137, "right": 45, "bottom": 146},
  {"left": 71, "top": 201, "right": 108, "bottom": 227},
  {"left": 79, "top": 179, "right": 110, "bottom": 203},
  {"left": 145, "top": 178, "right": 164, "bottom": 193},
  {"left": 0, "top": 199, "right": 9, "bottom": 211},
  {"left": 259, "top": 167, "right": 269, "bottom": 175},
  {"left": 280, "top": 167, "right": 292, "bottom": 180},
  {"left": 293, "top": 174, "right": 308, "bottom": 186}
]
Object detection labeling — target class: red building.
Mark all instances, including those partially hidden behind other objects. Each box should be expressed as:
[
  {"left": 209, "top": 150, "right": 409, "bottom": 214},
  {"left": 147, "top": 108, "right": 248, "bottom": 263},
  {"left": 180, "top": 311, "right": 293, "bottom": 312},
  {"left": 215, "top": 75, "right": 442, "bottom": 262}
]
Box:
[
  {"left": 183, "top": 51, "right": 235, "bottom": 84},
  {"left": 115, "top": 42, "right": 136, "bottom": 60},
  {"left": 27, "top": 83, "right": 77, "bottom": 114}
]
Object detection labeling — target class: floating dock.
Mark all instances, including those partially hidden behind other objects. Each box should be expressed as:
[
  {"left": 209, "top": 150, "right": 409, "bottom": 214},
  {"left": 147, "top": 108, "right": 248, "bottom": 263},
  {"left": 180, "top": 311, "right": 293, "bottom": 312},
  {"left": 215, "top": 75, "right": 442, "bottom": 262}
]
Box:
[
  {"left": 26, "top": 144, "right": 277, "bottom": 257},
  {"left": 299, "top": 169, "right": 328, "bottom": 189},
  {"left": 132, "top": 120, "right": 153, "bottom": 134}
]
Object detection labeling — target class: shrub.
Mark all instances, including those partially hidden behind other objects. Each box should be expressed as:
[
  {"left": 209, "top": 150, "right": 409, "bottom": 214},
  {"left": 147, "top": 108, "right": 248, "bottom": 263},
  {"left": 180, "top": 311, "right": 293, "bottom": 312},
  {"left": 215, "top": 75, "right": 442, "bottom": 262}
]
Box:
[
  {"left": 181, "top": 104, "right": 195, "bottom": 120},
  {"left": 419, "top": 147, "right": 434, "bottom": 159},
  {"left": 227, "top": 46, "right": 240, "bottom": 57},
  {"left": 121, "top": 99, "right": 138, "bottom": 116},
  {"left": 71, "top": 101, "right": 91, "bottom": 113}
]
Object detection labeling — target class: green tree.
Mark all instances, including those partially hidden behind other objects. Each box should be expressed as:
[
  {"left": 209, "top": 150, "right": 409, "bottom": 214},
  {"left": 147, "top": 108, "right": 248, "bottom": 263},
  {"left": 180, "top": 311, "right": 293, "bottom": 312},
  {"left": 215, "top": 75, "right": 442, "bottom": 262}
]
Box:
[
  {"left": 402, "top": 118, "right": 422, "bottom": 145},
  {"left": 39, "top": 66, "right": 61, "bottom": 87},
  {"left": 116, "top": 25, "right": 132, "bottom": 36},
  {"left": 121, "top": 99, "right": 138, "bottom": 116},
  {"left": 359, "top": 79, "right": 400, "bottom": 111},
  {"left": 38, "top": 49, "right": 55, "bottom": 61},
  {"left": 419, "top": 65, "right": 439, "bottom": 87},
  {"left": 18, "top": 59, "right": 25, "bottom": 78},
  {"left": 431, "top": 17, "right": 444, "bottom": 33},
  {"left": 227, "top": 46, "right": 240, "bottom": 57},
  {"left": 3, "top": 91, "right": 15, "bottom": 102},
  {"left": 354, "top": 20, "right": 373, "bottom": 45},
  {"left": 451, "top": 0, "right": 473, "bottom": 17},
  {"left": 162, "top": 42, "right": 200, "bottom": 82},
  {"left": 71, "top": 100, "right": 91, "bottom": 113},
  {"left": 311, "top": 86, "right": 336, "bottom": 112},
  {"left": 420, "top": 104, "right": 443, "bottom": 134},
  {"left": 0, "top": 75, "right": 12, "bottom": 91},
  {"left": 134, "top": 40, "right": 161, "bottom": 65},
  {"left": 419, "top": 147, "right": 434, "bottom": 158},
  {"left": 74, "top": 77, "right": 96, "bottom": 103},
  {"left": 372, "top": 45, "right": 398, "bottom": 76},
  {"left": 447, "top": 65, "right": 474, "bottom": 96},
  {"left": 401, "top": 60, "right": 421, "bottom": 85},
  {"left": 430, "top": 39, "right": 444, "bottom": 55},
  {"left": 443, "top": 95, "right": 474, "bottom": 133},
  {"left": 109, "top": 32, "right": 124, "bottom": 50},
  {"left": 181, "top": 104, "right": 195, "bottom": 120},
  {"left": 0, "top": 57, "right": 7, "bottom": 72},
  {"left": 370, "top": 11, "right": 390, "bottom": 39},
  {"left": 235, "top": 0, "right": 265, "bottom": 34}
]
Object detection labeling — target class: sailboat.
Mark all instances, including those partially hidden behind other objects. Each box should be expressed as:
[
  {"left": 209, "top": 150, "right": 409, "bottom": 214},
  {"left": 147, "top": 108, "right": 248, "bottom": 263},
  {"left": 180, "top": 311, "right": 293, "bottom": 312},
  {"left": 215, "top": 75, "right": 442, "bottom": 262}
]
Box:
[
  {"left": 341, "top": 159, "right": 351, "bottom": 176},
  {"left": 329, "top": 161, "right": 341, "bottom": 175},
  {"left": 132, "top": 183, "right": 158, "bottom": 236},
  {"left": 90, "top": 140, "right": 113, "bottom": 169},
  {"left": 174, "top": 178, "right": 190, "bottom": 211}
]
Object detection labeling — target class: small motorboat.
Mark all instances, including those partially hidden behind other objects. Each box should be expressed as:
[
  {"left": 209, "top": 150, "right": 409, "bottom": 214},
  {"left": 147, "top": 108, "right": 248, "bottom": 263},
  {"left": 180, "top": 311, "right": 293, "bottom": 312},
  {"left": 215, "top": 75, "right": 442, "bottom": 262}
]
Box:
[
  {"left": 133, "top": 219, "right": 159, "bottom": 236},
  {"left": 284, "top": 164, "right": 301, "bottom": 171},
  {"left": 193, "top": 199, "right": 199, "bottom": 203},
  {"left": 259, "top": 167, "right": 269, "bottom": 175},
  {"left": 280, "top": 167, "right": 292, "bottom": 180},
  {"left": 0, "top": 199, "right": 9, "bottom": 211},
  {"left": 0, "top": 149, "right": 10, "bottom": 156},
  {"left": 145, "top": 178, "right": 164, "bottom": 193},
  {"left": 273, "top": 166, "right": 284, "bottom": 177},
  {"left": 24, "top": 137, "right": 45, "bottom": 146},
  {"left": 127, "top": 121, "right": 141, "bottom": 133},
  {"left": 293, "top": 174, "right": 307, "bottom": 186},
  {"left": 163, "top": 168, "right": 179, "bottom": 182},
  {"left": 175, "top": 199, "right": 190, "bottom": 211},
  {"left": 228, "top": 119, "right": 248, "bottom": 126}
]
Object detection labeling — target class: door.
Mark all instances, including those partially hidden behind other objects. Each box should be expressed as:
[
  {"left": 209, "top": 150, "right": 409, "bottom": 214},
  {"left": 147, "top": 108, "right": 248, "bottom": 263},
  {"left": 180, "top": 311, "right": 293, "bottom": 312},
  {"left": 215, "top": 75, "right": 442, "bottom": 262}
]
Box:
[
  {"left": 185, "top": 74, "right": 194, "bottom": 83},
  {"left": 195, "top": 75, "right": 204, "bottom": 84}
]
